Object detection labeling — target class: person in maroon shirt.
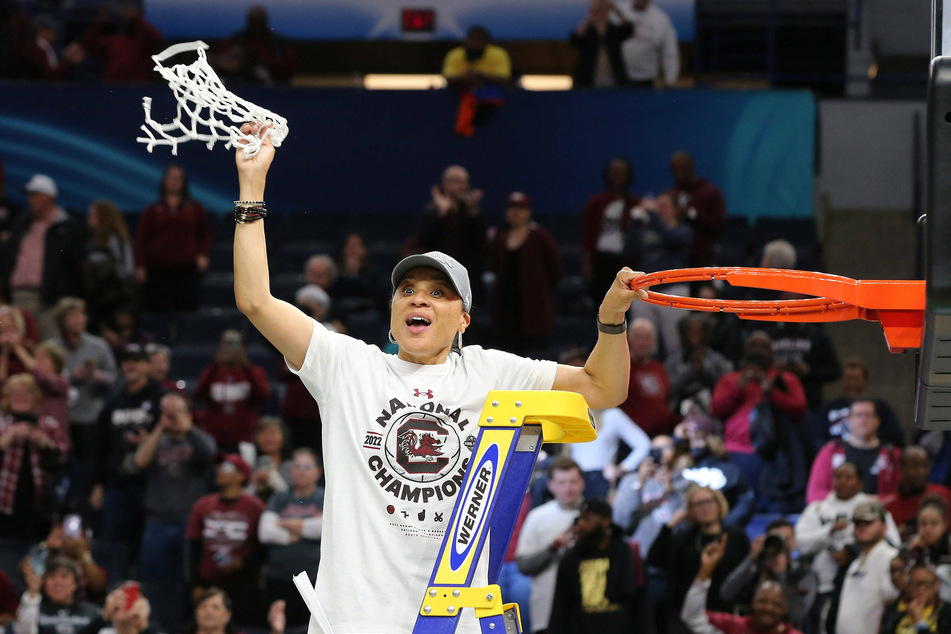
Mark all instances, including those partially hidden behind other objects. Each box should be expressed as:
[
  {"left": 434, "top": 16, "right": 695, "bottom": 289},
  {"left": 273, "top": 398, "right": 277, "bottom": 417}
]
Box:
[
  {"left": 83, "top": 3, "right": 163, "bottom": 83},
  {"left": 186, "top": 454, "right": 265, "bottom": 630},
  {"left": 881, "top": 446, "right": 951, "bottom": 541},
  {"left": 194, "top": 330, "right": 270, "bottom": 453},
  {"left": 489, "top": 192, "right": 562, "bottom": 355},
  {"left": 134, "top": 164, "right": 213, "bottom": 314},
  {"left": 0, "top": 568, "right": 17, "bottom": 625},
  {"left": 667, "top": 151, "right": 727, "bottom": 267},
  {"left": 581, "top": 158, "right": 640, "bottom": 303},
  {"left": 619, "top": 318, "right": 672, "bottom": 437}
]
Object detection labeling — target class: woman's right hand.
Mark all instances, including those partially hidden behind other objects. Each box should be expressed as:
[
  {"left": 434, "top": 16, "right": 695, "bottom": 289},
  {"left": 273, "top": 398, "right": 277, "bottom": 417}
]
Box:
[{"left": 236, "top": 121, "right": 276, "bottom": 199}]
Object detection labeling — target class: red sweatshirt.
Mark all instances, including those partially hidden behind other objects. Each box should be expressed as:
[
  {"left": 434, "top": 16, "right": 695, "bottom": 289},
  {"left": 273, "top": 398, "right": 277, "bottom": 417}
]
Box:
[
  {"left": 83, "top": 15, "right": 163, "bottom": 82},
  {"left": 619, "top": 358, "right": 671, "bottom": 438},
  {"left": 710, "top": 369, "right": 807, "bottom": 454},
  {"left": 194, "top": 362, "right": 271, "bottom": 446},
  {"left": 134, "top": 200, "right": 213, "bottom": 269}
]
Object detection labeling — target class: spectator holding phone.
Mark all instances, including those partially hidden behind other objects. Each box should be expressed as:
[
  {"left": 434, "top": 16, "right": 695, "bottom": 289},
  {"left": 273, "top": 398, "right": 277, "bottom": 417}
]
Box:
[
  {"left": 0, "top": 374, "right": 69, "bottom": 541},
  {"left": 249, "top": 417, "right": 292, "bottom": 502},
  {"left": 710, "top": 330, "right": 807, "bottom": 501},
  {"left": 14, "top": 556, "right": 100, "bottom": 634},
  {"left": 794, "top": 461, "right": 900, "bottom": 634},
  {"left": 681, "top": 537, "right": 802, "bottom": 634},
  {"left": 134, "top": 393, "right": 217, "bottom": 633},
  {"left": 20, "top": 517, "right": 107, "bottom": 604},
  {"left": 77, "top": 584, "right": 155, "bottom": 634}
]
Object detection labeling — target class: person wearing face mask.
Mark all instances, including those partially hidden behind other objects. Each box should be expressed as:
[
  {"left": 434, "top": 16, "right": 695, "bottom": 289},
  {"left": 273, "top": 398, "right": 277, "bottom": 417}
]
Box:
[
  {"left": 547, "top": 499, "right": 639, "bottom": 634},
  {"left": 682, "top": 537, "right": 802, "bottom": 634}
]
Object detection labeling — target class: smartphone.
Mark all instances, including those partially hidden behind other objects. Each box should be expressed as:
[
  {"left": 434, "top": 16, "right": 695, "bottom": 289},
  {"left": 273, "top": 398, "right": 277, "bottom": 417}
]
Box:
[
  {"left": 28, "top": 549, "right": 46, "bottom": 576},
  {"left": 63, "top": 514, "right": 83, "bottom": 540},
  {"left": 122, "top": 581, "right": 141, "bottom": 610}
]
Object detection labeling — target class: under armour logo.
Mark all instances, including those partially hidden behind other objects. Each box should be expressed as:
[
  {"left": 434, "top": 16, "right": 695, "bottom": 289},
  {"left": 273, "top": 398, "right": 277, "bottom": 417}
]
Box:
[
  {"left": 434, "top": 513, "right": 444, "bottom": 522},
  {"left": 414, "top": 389, "right": 434, "bottom": 399}
]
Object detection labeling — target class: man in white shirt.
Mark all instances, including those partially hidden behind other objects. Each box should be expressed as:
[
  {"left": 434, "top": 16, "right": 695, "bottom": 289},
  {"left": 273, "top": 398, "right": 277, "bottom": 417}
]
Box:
[
  {"left": 615, "top": 0, "right": 680, "bottom": 86},
  {"left": 795, "top": 461, "right": 899, "bottom": 634},
  {"left": 516, "top": 457, "right": 586, "bottom": 633},
  {"left": 833, "top": 500, "right": 899, "bottom": 634}
]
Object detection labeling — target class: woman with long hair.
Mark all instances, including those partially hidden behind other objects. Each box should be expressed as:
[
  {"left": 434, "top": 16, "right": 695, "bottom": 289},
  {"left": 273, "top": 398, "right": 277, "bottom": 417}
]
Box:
[
  {"left": 0, "top": 374, "right": 69, "bottom": 541},
  {"left": 134, "top": 164, "right": 213, "bottom": 315},
  {"left": 84, "top": 199, "right": 135, "bottom": 330}
]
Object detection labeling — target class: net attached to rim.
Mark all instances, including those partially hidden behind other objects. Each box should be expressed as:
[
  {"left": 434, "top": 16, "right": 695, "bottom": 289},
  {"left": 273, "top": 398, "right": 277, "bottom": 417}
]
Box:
[
  {"left": 629, "top": 267, "right": 926, "bottom": 352},
  {"left": 136, "top": 41, "right": 289, "bottom": 157}
]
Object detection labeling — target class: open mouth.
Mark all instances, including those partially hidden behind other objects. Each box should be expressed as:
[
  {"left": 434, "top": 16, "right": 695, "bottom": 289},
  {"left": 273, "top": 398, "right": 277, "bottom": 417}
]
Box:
[{"left": 406, "top": 316, "right": 431, "bottom": 334}]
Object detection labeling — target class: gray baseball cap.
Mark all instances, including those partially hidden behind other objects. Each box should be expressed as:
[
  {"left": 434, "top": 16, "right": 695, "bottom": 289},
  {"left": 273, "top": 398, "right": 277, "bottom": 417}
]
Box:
[{"left": 391, "top": 251, "right": 472, "bottom": 313}]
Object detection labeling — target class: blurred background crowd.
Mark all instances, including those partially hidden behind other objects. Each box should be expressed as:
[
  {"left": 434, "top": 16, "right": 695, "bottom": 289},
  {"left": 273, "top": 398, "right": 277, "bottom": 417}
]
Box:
[{"left": 0, "top": 0, "right": 943, "bottom": 633}]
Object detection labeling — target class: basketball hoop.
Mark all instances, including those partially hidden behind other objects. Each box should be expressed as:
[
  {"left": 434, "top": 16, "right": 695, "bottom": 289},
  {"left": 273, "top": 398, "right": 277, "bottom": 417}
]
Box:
[{"left": 629, "top": 267, "right": 926, "bottom": 353}]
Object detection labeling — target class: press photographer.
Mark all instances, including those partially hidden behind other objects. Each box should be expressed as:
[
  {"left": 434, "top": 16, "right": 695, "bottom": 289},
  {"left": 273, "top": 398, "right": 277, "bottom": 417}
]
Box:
[{"left": 720, "top": 519, "right": 817, "bottom": 629}]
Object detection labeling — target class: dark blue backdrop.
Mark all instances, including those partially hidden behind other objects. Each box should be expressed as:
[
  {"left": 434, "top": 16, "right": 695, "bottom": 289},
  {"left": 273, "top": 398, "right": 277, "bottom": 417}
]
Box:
[{"left": 0, "top": 84, "right": 814, "bottom": 220}]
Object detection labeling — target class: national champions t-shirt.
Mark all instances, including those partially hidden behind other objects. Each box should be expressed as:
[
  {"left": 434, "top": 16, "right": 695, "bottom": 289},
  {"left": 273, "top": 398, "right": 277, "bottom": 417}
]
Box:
[{"left": 290, "top": 320, "right": 557, "bottom": 634}]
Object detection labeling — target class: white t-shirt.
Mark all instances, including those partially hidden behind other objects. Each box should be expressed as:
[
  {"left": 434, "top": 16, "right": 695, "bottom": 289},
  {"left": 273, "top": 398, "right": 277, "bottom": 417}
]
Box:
[
  {"left": 614, "top": 2, "right": 680, "bottom": 84},
  {"left": 835, "top": 539, "right": 899, "bottom": 634},
  {"left": 794, "top": 492, "right": 900, "bottom": 593},
  {"left": 569, "top": 407, "right": 650, "bottom": 473},
  {"left": 290, "top": 320, "right": 557, "bottom": 634}
]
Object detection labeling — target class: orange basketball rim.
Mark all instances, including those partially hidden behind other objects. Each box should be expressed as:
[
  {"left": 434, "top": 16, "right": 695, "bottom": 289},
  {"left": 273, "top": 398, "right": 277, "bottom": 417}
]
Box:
[{"left": 628, "top": 267, "right": 926, "bottom": 354}]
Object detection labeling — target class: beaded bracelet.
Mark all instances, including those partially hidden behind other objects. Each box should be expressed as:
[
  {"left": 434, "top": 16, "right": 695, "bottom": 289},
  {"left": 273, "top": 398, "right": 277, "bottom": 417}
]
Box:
[{"left": 234, "top": 201, "right": 267, "bottom": 224}]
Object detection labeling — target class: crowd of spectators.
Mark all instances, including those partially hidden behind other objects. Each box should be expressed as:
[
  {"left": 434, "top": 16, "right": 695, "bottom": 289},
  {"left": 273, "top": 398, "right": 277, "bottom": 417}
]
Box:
[
  {"left": 0, "top": 21, "right": 937, "bottom": 628},
  {"left": 0, "top": 136, "right": 939, "bottom": 633},
  {"left": 5, "top": 0, "right": 681, "bottom": 91}
]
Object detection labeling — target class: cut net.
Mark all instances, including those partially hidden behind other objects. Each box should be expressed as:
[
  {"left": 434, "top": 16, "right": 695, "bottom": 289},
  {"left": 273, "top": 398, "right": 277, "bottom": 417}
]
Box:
[{"left": 136, "top": 41, "right": 289, "bottom": 157}]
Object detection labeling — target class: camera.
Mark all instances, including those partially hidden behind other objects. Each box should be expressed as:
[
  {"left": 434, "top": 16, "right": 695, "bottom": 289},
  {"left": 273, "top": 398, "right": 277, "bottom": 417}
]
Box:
[
  {"left": 648, "top": 447, "right": 664, "bottom": 464},
  {"left": 762, "top": 533, "right": 787, "bottom": 558}
]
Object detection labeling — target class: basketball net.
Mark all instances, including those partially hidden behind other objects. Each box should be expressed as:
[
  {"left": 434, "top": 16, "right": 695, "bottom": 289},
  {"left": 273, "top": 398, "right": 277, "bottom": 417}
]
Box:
[{"left": 136, "top": 41, "right": 289, "bottom": 157}]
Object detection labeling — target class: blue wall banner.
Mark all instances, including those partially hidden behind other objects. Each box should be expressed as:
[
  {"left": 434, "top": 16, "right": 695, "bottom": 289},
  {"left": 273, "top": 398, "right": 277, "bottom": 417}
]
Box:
[
  {"left": 0, "top": 84, "right": 813, "bottom": 221},
  {"left": 144, "top": 0, "right": 696, "bottom": 42}
]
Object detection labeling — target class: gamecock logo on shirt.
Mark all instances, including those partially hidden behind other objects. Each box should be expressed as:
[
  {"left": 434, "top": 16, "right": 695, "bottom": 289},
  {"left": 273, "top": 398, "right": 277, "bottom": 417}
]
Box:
[{"left": 384, "top": 411, "right": 461, "bottom": 483}]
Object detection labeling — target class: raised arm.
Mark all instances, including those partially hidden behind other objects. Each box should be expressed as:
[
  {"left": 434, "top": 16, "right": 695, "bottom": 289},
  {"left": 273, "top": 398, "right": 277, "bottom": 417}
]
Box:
[
  {"left": 552, "top": 268, "right": 646, "bottom": 409},
  {"left": 233, "top": 122, "right": 314, "bottom": 370}
]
